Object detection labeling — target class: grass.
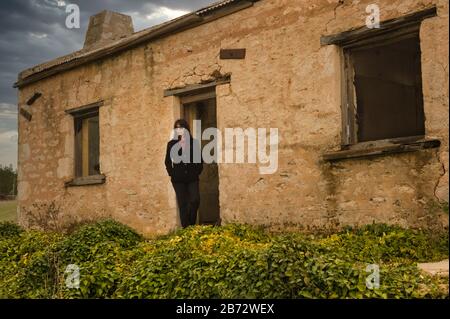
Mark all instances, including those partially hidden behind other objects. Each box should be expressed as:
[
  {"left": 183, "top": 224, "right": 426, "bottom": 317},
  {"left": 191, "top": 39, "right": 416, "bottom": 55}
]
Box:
[{"left": 0, "top": 200, "right": 17, "bottom": 222}]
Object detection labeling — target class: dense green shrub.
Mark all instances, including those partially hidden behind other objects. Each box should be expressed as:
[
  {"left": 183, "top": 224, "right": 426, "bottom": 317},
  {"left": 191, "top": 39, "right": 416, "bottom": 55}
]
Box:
[
  {"left": 58, "top": 219, "right": 142, "bottom": 260},
  {"left": 0, "top": 221, "right": 23, "bottom": 238},
  {"left": 0, "top": 231, "right": 63, "bottom": 298},
  {"left": 0, "top": 220, "right": 143, "bottom": 298},
  {"left": 56, "top": 219, "right": 143, "bottom": 298},
  {"left": 114, "top": 225, "right": 448, "bottom": 299},
  {"left": 114, "top": 226, "right": 272, "bottom": 299},
  {"left": 0, "top": 220, "right": 448, "bottom": 299},
  {"left": 333, "top": 223, "right": 449, "bottom": 262}
]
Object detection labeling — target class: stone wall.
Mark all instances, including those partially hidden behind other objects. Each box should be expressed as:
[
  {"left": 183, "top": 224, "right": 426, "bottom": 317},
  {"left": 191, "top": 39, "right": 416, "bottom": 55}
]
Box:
[{"left": 17, "top": 0, "right": 449, "bottom": 236}]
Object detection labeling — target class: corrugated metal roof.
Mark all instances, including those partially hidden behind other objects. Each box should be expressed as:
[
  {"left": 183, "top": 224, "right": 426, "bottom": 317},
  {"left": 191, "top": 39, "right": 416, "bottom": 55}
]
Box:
[
  {"left": 197, "top": 0, "right": 238, "bottom": 16},
  {"left": 15, "top": 0, "right": 259, "bottom": 88},
  {"left": 17, "top": 20, "right": 170, "bottom": 81}
]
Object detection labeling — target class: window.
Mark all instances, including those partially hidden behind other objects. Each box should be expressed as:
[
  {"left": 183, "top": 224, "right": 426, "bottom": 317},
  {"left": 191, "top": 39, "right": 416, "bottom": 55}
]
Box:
[
  {"left": 74, "top": 111, "right": 100, "bottom": 177},
  {"left": 320, "top": 7, "right": 441, "bottom": 161},
  {"left": 343, "top": 33, "right": 425, "bottom": 144},
  {"left": 65, "top": 101, "right": 104, "bottom": 186}
]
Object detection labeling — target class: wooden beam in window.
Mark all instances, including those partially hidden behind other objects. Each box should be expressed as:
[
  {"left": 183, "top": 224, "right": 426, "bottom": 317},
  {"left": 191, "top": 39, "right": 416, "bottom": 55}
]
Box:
[
  {"left": 322, "top": 138, "right": 440, "bottom": 162},
  {"left": 180, "top": 91, "right": 216, "bottom": 104},
  {"left": 342, "top": 49, "right": 358, "bottom": 145},
  {"left": 320, "top": 6, "right": 437, "bottom": 46},
  {"left": 65, "top": 101, "right": 104, "bottom": 116},
  {"left": 164, "top": 77, "right": 230, "bottom": 97},
  {"left": 65, "top": 174, "right": 106, "bottom": 187},
  {"left": 74, "top": 119, "right": 83, "bottom": 177},
  {"left": 82, "top": 118, "right": 89, "bottom": 177}
]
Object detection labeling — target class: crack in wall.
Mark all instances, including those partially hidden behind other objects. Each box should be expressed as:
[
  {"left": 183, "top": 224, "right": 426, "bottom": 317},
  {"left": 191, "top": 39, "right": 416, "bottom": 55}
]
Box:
[
  {"left": 168, "top": 62, "right": 225, "bottom": 90},
  {"left": 226, "top": 81, "right": 246, "bottom": 107},
  {"left": 437, "top": 61, "right": 448, "bottom": 74},
  {"left": 325, "top": 0, "right": 345, "bottom": 34},
  {"left": 434, "top": 149, "right": 447, "bottom": 202}
]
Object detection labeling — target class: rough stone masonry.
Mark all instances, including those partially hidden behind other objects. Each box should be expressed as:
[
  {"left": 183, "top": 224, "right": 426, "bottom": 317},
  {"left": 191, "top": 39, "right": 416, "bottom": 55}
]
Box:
[{"left": 14, "top": 0, "right": 449, "bottom": 236}]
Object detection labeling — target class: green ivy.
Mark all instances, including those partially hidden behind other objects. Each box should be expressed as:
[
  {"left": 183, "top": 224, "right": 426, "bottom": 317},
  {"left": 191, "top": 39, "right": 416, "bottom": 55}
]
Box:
[
  {"left": 0, "top": 221, "right": 24, "bottom": 238},
  {"left": 0, "top": 220, "right": 448, "bottom": 299}
]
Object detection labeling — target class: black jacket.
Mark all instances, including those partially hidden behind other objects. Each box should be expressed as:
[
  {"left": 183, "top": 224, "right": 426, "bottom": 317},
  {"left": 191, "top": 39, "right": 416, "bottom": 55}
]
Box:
[{"left": 165, "top": 137, "right": 203, "bottom": 183}]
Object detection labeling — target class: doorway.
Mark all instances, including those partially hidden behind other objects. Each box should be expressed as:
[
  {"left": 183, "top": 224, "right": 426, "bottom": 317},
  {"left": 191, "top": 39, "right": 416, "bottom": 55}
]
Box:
[{"left": 181, "top": 90, "right": 221, "bottom": 226}]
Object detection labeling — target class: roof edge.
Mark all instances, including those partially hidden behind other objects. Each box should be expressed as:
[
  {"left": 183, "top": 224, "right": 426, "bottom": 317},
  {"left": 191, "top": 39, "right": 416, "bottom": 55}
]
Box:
[{"left": 14, "top": 0, "right": 260, "bottom": 89}]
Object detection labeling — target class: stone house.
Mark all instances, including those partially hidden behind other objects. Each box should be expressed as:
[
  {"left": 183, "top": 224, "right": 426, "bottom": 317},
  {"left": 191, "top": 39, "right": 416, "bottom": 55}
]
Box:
[{"left": 14, "top": 0, "right": 448, "bottom": 236}]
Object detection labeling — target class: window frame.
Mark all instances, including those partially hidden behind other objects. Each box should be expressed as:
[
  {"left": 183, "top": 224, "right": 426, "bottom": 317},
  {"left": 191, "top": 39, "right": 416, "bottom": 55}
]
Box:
[
  {"left": 65, "top": 101, "right": 105, "bottom": 187},
  {"left": 339, "top": 25, "right": 425, "bottom": 148},
  {"left": 319, "top": 6, "right": 440, "bottom": 161}
]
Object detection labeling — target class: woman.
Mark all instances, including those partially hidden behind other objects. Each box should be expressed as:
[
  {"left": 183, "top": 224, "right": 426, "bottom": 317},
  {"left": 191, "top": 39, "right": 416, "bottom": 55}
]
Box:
[{"left": 165, "top": 119, "right": 203, "bottom": 228}]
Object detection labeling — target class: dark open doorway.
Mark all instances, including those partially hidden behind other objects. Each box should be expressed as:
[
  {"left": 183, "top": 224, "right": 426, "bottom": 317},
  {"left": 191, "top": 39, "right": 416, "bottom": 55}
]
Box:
[{"left": 181, "top": 90, "right": 221, "bottom": 226}]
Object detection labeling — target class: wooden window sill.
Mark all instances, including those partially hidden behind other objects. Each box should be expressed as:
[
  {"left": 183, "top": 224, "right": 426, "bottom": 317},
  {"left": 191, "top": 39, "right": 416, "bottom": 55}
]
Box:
[
  {"left": 65, "top": 174, "right": 106, "bottom": 187},
  {"left": 322, "top": 138, "right": 441, "bottom": 162}
]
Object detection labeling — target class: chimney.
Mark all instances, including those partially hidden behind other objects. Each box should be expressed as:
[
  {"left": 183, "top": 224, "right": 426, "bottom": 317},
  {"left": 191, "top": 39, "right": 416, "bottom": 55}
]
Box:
[{"left": 83, "top": 10, "right": 134, "bottom": 50}]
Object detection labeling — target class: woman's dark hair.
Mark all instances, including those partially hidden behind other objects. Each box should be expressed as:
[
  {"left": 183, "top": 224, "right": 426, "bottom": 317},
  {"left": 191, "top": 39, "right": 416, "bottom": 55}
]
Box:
[{"left": 173, "top": 119, "right": 191, "bottom": 134}]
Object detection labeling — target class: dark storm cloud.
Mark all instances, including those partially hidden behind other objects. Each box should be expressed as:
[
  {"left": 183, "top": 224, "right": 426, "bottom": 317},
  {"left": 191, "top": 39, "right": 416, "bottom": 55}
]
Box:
[{"left": 0, "top": 0, "right": 216, "bottom": 167}]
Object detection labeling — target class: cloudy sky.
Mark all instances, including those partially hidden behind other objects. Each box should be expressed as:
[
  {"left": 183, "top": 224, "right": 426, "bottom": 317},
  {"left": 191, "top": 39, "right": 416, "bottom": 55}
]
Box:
[{"left": 0, "top": 0, "right": 216, "bottom": 169}]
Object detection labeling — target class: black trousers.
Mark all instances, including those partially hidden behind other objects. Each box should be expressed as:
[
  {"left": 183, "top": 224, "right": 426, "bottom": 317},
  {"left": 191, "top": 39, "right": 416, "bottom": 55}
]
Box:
[{"left": 172, "top": 181, "right": 200, "bottom": 228}]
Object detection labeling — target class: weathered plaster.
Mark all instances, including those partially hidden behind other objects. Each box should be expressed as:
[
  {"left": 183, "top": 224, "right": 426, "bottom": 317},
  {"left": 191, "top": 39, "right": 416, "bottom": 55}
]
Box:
[{"left": 16, "top": 0, "right": 449, "bottom": 236}]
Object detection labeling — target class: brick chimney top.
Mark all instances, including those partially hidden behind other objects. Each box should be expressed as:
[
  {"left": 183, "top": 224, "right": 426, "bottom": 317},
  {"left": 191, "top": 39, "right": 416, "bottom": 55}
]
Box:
[{"left": 84, "top": 10, "right": 134, "bottom": 50}]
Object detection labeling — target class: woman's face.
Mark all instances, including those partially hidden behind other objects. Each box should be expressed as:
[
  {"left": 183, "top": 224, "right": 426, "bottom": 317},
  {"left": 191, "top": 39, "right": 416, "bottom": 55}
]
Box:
[{"left": 175, "top": 126, "right": 186, "bottom": 137}]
